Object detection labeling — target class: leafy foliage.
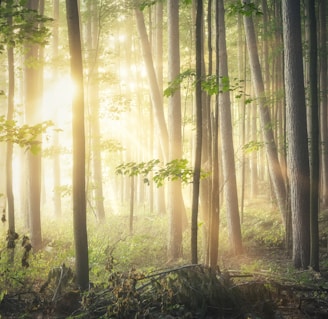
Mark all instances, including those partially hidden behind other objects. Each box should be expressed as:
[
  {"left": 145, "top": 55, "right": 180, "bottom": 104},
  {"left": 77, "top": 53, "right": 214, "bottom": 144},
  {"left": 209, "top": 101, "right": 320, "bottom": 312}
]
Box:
[
  {"left": 201, "top": 75, "right": 246, "bottom": 97},
  {"left": 139, "top": 0, "right": 157, "bottom": 11},
  {"left": 164, "top": 69, "right": 196, "bottom": 97},
  {"left": 0, "top": 116, "right": 53, "bottom": 154},
  {"left": 164, "top": 70, "right": 247, "bottom": 100},
  {"left": 115, "top": 158, "right": 209, "bottom": 187},
  {"left": 227, "top": 2, "right": 263, "bottom": 17},
  {"left": 0, "top": 0, "right": 52, "bottom": 51},
  {"left": 243, "top": 140, "right": 265, "bottom": 153}
]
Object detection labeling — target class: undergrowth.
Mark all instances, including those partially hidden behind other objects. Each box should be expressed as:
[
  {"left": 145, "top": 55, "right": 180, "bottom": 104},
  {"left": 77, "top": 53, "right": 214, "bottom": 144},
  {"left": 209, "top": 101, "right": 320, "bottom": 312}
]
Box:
[{"left": 0, "top": 204, "right": 328, "bottom": 318}]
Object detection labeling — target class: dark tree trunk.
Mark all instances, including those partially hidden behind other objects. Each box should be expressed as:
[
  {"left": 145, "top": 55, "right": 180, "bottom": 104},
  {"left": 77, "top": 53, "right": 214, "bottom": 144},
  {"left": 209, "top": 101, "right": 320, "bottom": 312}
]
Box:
[
  {"left": 306, "top": 0, "right": 319, "bottom": 271},
  {"left": 6, "top": 2, "right": 15, "bottom": 250},
  {"left": 191, "top": 0, "right": 203, "bottom": 264},
  {"left": 66, "top": 0, "right": 89, "bottom": 290},
  {"left": 282, "top": 0, "right": 310, "bottom": 269}
]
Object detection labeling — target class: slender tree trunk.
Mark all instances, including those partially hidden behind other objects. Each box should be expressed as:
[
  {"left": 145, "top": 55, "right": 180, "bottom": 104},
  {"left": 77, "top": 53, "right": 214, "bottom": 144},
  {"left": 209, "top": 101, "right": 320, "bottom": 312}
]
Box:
[
  {"left": 51, "top": 0, "right": 62, "bottom": 218},
  {"left": 134, "top": 8, "right": 169, "bottom": 159},
  {"left": 25, "top": 0, "right": 42, "bottom": 252},
  {"left": 6, "top": 2, "right": 15, "bottom": 250},
  {"left": 167, "top": 0, "right": 184, "bottom": 261},
  {"left": 237, "top": 13, "right": 246, "bottom": 222},
  {"left": 199, "top": 0, "right": 212, "bottom": 265},
  {"left": 153, "top": 2, "right": 166, "bottom": 215},
  {"left": 88, "top": 0, "right": 106, "bottom": 221},
  {"left": 191, "top": 0, "right": 203, "bottom": 264},
  {"left": 218, "top": 0, "right": 242, "bottom": 255},
  {"left": 66, "top": 0, "right": 89, "bottom": 290},
  {"left": 319, "top": 0, "right": 328, "bottom": 208},
  {"left": 282, "top": 0, "right": 310, "bottom": 269},
  {"left": 207, "top": 0, "right": 220, "bottom": 269},
  {"left": 243, "top": 0, "right": 287, "bottom": 227},
  {"left": 306, "top": 0, "right": 319, "bottom": 271}
]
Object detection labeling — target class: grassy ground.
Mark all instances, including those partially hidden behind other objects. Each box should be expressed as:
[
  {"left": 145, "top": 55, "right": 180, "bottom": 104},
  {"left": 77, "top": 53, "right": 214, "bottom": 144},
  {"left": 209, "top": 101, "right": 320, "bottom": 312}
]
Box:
[{"left": 0, "top": 203, "right": 328, "bottom": 318}]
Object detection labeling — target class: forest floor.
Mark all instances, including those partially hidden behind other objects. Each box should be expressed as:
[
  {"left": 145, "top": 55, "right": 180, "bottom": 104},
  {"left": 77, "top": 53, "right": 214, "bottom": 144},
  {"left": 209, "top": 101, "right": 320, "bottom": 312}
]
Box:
[
  {"left": 1, "top": 207, "right": 328, "bottom": 319},
  {"left": 1, "top": 247, "right": 327, "bottom": 318}
]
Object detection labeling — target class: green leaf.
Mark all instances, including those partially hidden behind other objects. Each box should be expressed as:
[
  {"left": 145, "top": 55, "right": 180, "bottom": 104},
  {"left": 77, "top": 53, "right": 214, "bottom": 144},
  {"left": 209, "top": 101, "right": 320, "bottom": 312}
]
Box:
[{"left": 164, "top": 69, "right": 196, "bottom": 97}]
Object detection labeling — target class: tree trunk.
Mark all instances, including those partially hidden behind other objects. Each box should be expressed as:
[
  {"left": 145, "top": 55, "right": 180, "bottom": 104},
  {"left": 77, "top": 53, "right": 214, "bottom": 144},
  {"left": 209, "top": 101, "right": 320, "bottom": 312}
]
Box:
[
  {"left": 134, "top": 8, "right": 169, "bottom": 159},
  {"left": 305, "top": 0, "right": 319, "bottom": 271},
  {"left": 243, "top": 0, "right": 287, "bottom": 227},
  {"left": 87, "top": 0, "right": 106, "bottom": 221},
  {"left": 207, "top": 0, "right": 220, "bottom": 269},
  {"left": 51, "top": 0, "right": 62, "bottom": 218},
  {"left": 218, "top": 0, "right": 242, "bottom": 255},
  {"left": 167, "top": 0, "right": 184, "bottom": 261},
  {"left": 66, "top": 0, "right": 89, "bottom": 290},
  {"left": 25, "top": 0, "right": 42, "bottom": 252},
  {"left": 153, "top": 2, "right": 166, "bottom": 215},
  {"left": 6, "top": 2, "right": 15, "bottom": 250},
  {"left": 319, "top": 0, "right": 328, "bottom": 209},
  {"left": 282, "top": 0, "right": 310, "bottom": 269},
  {"left": 191, "top": 0, "right": 203, "bottom": 264}
]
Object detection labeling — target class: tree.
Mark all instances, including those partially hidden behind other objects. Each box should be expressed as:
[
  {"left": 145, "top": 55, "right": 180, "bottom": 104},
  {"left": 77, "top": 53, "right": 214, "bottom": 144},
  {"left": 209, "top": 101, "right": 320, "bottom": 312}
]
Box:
[
  {"left": 305, "top": 0, "right": 319, "bottom": 271},
  {"left": 86, "top": 0, "right": 106, "bottom": 221},
  {"left": 134, "top": 7, "right": 169, "bottom": 159},
  {"left": 191, "top": 0, "right": 203, "bottom": 264},
  {"left": 282, "top": 0, "right": 310, "bottom": 269},
  {"left": 24, "top": 0, "right": 42, "bottom": 252},
  {"left": 66, "top": 0, "right": 89, "bottom": 290},
  {"left": 218, "top": 0, "right": 242, "bottom": 255},
  {"left": 167, "top": 0, "right": 184, "bottom": 261},
  {"left": 52, "top": 0, "right": 62, "bottom": 218},
  {"left": 6, "top": 0, "right": 16, "bottom": 251},
  {"left": 242, "top": 0, "right": 288, "bottom": 227},
  {"left": 207, "top": 0, "right": 220, "bottom": 269},
  {"left": 319, "top": 0, "right": 328, "bottom": 209}
]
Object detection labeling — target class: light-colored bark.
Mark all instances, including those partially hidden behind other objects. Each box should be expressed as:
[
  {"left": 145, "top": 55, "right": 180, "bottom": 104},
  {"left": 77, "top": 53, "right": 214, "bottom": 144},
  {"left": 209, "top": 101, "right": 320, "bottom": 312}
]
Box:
[
  {"left": 134, "top": 8, "right": 169, "bottom": 159},
  {"left": 167, "top": 0, "right": 184, "bottom": 261},
  {"left": 243, "top": 0, "right": 287, "bottom": 226},
  {"left": 52, "top": 0, "right": 62, "bottom": 218},
  {"left": 87, "top": 0, "right": 106, "bottom": 221},
  {"left": 25, "top": 0, "right": 42, "bottom": 251},
  {"left": 218, "top": 0, "right": 242, "bottom": 255}
]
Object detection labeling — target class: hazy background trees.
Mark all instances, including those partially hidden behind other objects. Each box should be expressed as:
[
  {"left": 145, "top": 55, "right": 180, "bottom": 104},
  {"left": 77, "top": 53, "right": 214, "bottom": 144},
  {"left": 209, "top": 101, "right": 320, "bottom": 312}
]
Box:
[{"left": 0, "top": 0, "right": 327, "bottom": 276}]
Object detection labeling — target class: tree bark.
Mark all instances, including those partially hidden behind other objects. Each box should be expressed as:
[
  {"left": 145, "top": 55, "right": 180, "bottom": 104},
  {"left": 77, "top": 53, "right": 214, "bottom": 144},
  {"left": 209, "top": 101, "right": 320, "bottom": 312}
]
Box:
[
  {"left": 282, "top": 0, "right": 310, "bottom": 269},
  {"left": 25, "top": 0, "right": 42, "bottom": 252},
  {"left": 134, "top": 8, "right": 169, "bottom": 160},
  {"left": 319, "top": 0, "right": 328, "bottom": 208},
  {"left": 218, "top": 0, "right": 242, "bottom": 255},
  {"left": 66, "top": 0, "right": 89, "bottom": 290},
  {"left": 87, "top": 0, "right": 106, "bottom": 221},
  {"left": 51, "top": 0, "right": 62, "bottom": 218},
  {"left": 305, "top": 0, "right": 319, "bottom": 271},
  {"left": 6, "top": 1, "right": 15, "bottom": 249},
  {"left": 243, "top": 0, "right": 287, "bottom": 227},
  {"left": 167, "top": 0, "right": 184, "bottom": 261},
  {"left": 191, "top": 0, "right": 203, "bottom": 264}
]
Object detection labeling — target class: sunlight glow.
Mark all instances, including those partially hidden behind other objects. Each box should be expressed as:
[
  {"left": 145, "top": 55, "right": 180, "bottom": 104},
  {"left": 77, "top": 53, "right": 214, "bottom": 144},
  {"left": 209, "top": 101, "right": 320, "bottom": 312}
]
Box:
[{"left": 42, "top": 75, "right": 75, "bottom": 126}]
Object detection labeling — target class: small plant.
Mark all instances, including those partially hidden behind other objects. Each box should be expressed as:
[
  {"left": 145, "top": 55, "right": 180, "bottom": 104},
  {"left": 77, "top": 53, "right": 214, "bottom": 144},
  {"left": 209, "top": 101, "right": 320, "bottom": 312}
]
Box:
[{"left": 40, "top": 263, "right": 75, "bottom": 301}]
